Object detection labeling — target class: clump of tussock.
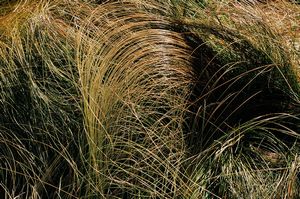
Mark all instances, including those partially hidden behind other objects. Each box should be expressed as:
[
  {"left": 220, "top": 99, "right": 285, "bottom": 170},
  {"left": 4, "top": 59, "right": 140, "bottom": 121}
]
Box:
[
  {"left": 171, "top": 0, "right": 300, "bottom": 198},
  {"left": 74, "top": 1, "right": 195, "bottom": 197},
  {"left": 0, "top": 0, "right": 194, "bottom": 198},
  {"left": 0, "top": 0, "right": 300, "bottom": 198},
  {"left": 0, "top": 0, "right": 85, "bottom": 198}
]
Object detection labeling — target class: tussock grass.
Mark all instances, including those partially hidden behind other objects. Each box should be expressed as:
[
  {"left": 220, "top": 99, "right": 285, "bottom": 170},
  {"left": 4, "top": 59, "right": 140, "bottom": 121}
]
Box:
[{"left": 0, "top": 0, "right": 299, "bottom": 198}]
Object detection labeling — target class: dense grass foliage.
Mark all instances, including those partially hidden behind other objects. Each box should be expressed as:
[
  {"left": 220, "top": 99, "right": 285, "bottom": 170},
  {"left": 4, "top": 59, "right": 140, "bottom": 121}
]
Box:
[{"left": 0, "top": 0, "right": 300, "bottom": 198}]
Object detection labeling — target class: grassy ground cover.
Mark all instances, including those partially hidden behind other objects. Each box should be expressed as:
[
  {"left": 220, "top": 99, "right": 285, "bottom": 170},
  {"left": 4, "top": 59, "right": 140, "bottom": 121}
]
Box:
[{"left": 0, "top": 0, "right": 300, "bottom": 198}]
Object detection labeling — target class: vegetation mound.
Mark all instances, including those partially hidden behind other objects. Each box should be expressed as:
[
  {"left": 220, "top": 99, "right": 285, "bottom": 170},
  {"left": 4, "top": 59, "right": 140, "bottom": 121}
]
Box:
[{"left": 0, "top": 0, "right": 299, "bottom": 198}]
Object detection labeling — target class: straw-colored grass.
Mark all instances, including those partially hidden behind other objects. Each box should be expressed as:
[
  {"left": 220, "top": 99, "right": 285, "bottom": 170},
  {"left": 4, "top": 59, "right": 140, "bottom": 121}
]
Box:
[{"left": 0, "top": 0, "right": 299, "bottom": 198}]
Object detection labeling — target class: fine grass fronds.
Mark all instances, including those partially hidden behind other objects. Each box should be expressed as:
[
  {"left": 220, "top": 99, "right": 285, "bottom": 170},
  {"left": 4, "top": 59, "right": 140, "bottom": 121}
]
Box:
[{"left": 0, "top": 0, "right": 300, "bottom": 198}]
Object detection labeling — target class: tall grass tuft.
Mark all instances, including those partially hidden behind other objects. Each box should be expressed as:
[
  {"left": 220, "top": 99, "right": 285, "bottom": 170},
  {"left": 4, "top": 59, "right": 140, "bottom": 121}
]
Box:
[{"left": 0, "top": 0, "right": 300, "bottom": 198}]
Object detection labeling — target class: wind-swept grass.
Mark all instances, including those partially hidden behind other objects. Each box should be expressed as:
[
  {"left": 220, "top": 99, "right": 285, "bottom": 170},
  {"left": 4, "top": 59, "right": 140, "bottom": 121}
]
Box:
[
  {"left": 174, "top": 0, "right": 300, "bottom": 198},
  {"left": 74, "top": 2, "right": 194, "bottom": 197},
  {"left": 0, "top": 0, "right": 299, "bottom": 198}
]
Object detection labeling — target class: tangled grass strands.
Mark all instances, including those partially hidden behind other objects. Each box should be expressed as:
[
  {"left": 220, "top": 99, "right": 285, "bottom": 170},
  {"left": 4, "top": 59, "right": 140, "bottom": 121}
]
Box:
[
  {"left": 74, "top": 2, "right": 194, "bottom": 197},
  {"left": 0, "top": 1, "right": 85, "bottom": 198},
  {"left": 0, "top": 0, "right": 300, "bottom": 198},
  {"left": 186, "top": 113, "right": 300, "bottom": 198}
]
